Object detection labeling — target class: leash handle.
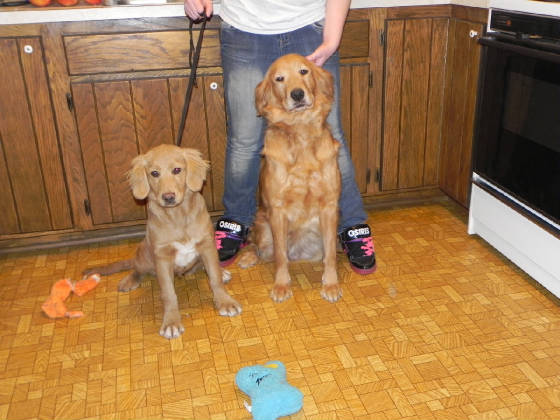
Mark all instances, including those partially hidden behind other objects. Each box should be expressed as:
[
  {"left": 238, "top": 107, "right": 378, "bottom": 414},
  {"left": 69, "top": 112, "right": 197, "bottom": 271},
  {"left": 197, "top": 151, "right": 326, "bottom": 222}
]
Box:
[{"left": 176, "top": 16, "right": 207, "bottom": 147}]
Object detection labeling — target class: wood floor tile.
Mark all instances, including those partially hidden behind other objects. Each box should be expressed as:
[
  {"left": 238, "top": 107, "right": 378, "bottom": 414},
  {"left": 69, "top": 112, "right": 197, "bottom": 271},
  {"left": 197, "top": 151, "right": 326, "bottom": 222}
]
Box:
[{"left": 1, "top": 200, "right": 559, "bottom": 419}]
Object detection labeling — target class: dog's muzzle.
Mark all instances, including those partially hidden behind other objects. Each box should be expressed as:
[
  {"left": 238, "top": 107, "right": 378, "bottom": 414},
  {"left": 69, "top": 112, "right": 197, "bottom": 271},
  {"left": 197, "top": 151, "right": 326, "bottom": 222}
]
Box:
[
  {"left": 162, "top": 192, "right": 176, "bottom": 205},
  {"left": 289, "top": 88, "right": 310, "bottom": 111}
]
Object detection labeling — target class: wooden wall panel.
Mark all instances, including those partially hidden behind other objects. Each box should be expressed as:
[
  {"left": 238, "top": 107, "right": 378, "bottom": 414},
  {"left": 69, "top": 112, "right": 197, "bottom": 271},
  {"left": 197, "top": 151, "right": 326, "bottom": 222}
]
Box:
[
  {"left": 72, "top": 83, "right": 113, "bottom": 225},
  {"left": 205, "top": 75, "right": 227, "bottom": 212},
  {"left": 19, "top": 37, "right": 73, "bottom": 231},
  {"left": 95, "top": 81, "right": 145, "bottom": 222},
  {"left": 0, "top": 38, "right": 51, "bottom": 233},
  {"left": 131, "top": 78, "right": 174, "bottom": 152},
  {"left": 382, "top": 20, "right": 404, "bottom": 191},
  {"left": 424, "top": 19, "right": 449, "bottom": 186},
  {"left": 169, "top": 77, "right": 213, "bottom": 209}
]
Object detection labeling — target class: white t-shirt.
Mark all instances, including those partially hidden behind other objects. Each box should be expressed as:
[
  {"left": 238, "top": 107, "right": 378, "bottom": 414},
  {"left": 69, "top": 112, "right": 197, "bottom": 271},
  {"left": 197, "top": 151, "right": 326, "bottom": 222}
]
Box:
[{"left": 219, "top": 0, "right": 326, "bottom": 35}]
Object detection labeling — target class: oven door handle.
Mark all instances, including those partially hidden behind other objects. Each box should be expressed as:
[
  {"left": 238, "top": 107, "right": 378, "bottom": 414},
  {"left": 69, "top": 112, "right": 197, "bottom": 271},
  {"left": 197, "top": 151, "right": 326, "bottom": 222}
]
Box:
[{"left": 479, "top": 35, "right": 560, "bottom": 64}]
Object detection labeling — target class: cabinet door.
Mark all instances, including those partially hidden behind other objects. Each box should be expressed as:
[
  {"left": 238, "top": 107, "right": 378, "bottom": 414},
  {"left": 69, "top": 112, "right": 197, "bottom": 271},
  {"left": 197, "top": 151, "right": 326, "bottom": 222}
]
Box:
[
  {"left": 72, "top": 75, "right": 226, "bottom": 226},
  {"left": 439, "top": 19, "right": 484, "bottom": 206},
  {"left": 381, "top": 17, "right": 449, "bottom": 191},
  {"left": 0, "top": 38, "right": 72, "bottom": 235},
  {"left": 340, "top": 63, "right": 370, "bottom": 194}
]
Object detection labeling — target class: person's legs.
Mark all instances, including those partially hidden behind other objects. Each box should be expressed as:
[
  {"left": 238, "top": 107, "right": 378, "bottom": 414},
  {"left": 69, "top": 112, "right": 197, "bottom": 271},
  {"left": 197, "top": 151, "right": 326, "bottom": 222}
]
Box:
[
  {"left": 221, "top": 23, "right": 268, "bottom": 226},
  {"left": 216, "top": 23, "right": 280, "bottom": 266}
]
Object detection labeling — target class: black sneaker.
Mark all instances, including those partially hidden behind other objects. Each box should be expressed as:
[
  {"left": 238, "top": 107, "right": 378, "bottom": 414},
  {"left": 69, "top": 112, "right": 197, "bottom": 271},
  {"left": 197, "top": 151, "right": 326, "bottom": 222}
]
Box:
[
  {"left": 339, "top": 224, "right": 376, "bottom": 275},
  {"left": 214, "top": 218, "right": 249, "bottom": 267}
]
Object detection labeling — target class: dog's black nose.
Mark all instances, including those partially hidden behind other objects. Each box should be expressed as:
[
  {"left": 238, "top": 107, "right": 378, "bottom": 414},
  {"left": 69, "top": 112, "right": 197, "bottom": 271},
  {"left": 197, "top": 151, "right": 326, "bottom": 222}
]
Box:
[
  {"left": 291, "top": 88, "right": 305, "bottom": 102},
  {"left": 162, "top": 192, "right": 176, "bottom": 204}
]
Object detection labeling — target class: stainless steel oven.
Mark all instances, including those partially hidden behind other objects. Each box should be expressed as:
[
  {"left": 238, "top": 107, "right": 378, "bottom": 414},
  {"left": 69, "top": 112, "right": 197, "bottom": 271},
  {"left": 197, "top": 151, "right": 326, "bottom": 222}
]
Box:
[{"left": 469, "top": 8, "right": 560, "bottom": 298}]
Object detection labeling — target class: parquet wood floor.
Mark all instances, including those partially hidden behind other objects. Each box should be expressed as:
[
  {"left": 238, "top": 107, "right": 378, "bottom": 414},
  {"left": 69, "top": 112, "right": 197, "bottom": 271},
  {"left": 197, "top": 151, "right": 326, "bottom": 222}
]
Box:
[{"left": 1, "top": 200, "right": 559, "bottom": 420}]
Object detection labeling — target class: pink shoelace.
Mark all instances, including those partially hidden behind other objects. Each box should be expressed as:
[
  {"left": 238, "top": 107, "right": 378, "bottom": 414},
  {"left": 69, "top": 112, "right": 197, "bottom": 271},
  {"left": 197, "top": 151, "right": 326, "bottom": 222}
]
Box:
[
  {"left": 360, "top": 237, "right": 374, "bottom": 256},
  {"left": 215, "top": 231, "right": 227, "bottom": 250}
]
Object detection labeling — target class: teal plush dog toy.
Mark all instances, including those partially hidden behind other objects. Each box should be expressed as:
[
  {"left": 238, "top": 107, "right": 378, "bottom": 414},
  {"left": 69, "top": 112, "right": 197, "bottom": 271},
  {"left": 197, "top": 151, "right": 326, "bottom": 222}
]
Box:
[{"left": 236, "top": 361, "right": 303, "bottom": 420}]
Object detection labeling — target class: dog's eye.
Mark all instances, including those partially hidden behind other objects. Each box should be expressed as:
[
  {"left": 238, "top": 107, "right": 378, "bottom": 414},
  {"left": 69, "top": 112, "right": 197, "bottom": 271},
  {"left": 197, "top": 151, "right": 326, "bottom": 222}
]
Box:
[
  {"left": 300, "top": 69, "right": 309, "bottom": 75},
  {"left": 172, "top": 167, "right": 181, "bottom": 175},
  {"left": 150, "top": 170, "right": 160, "bottom": 178},
  {"left": 275, "top": 76, "right": 284, "bottom": 82}
]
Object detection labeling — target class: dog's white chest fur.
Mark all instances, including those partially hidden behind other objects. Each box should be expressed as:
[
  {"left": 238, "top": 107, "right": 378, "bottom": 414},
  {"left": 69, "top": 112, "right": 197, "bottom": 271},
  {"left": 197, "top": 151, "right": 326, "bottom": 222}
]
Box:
[{"left": 173, "top": 241, "right": 198, "bottom": 267}]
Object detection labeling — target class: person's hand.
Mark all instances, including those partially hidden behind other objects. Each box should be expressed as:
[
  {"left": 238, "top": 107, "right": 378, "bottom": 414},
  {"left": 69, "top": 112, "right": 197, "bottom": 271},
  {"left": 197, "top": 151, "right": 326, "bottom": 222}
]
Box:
[
  {"left": 184, "top": 0, "right": 213, "bottom": 21},
  {"left": 306, "top": 43, "right": 337, "bottom": 67}
]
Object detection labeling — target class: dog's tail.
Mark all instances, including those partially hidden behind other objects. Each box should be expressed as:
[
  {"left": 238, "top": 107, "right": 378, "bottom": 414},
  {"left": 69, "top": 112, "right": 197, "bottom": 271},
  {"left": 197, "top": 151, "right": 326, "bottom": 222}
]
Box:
[{"left": 82, "top": 259, "right": 134, "bottom": 277}]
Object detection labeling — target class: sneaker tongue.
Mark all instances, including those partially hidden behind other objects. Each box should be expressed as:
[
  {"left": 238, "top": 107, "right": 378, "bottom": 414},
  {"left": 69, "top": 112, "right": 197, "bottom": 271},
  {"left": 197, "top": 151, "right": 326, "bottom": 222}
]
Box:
[
  {"left": 217, "top": 219, "right": 243, "bottom": 234},
  {"left": 344, "top": 224, "right": 371, "bottom": 240}
]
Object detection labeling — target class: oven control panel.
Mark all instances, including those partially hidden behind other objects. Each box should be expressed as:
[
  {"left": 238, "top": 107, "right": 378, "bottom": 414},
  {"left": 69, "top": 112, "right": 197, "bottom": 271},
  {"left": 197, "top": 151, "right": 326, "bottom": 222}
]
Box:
[{"left": 490, "top": 10, "right": 560, "bottom": 41}]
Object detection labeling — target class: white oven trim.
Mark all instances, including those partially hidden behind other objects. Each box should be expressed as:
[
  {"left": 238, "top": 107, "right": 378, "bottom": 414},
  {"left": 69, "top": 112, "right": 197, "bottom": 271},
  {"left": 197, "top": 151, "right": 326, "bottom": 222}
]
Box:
[{"left": 468, "top": 179, "right": 560, "bottom": 298}]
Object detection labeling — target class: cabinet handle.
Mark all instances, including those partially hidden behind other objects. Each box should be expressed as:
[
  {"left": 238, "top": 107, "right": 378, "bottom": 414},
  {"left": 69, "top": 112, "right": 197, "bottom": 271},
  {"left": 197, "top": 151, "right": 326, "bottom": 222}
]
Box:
[
  {"left": 469, "top": 30, "right": 479, "bottom": 39},
  {"left": 66, "top": 93, "right": 74, "bottom": 112},
  {"left": 23, "top": 45, "right": 33, "bottom": 54},
  {"left": 209, "top": 82, "right": 218, "bottom": 90},
  {"left": 84, "top": 199, "right": 91, "bottom": 216}
]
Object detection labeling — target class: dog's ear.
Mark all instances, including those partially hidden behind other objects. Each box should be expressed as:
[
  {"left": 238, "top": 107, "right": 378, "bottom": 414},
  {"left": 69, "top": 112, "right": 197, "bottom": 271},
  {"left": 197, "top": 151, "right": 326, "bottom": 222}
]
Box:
[
  {"left": 313, "top": 64, "right": 334, "bottom": 105},
  {"left": 183, "top": 148, "right": 209, "bottom": 192},
  {"left": 128, "top": 153, "right": 150, "bottom": 200},
  {"left": 255, "top": 78, "right": 271, "bottom": 117}
]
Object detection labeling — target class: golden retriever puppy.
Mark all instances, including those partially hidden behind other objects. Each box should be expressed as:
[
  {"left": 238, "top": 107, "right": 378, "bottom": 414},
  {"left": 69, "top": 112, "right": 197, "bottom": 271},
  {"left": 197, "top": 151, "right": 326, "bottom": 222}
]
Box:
[
  {"left": 84, "top": 144, "right": 241, "bottom": 339},
  {"left": 238, "top": 53, "right": 342, "bottom": 303}
]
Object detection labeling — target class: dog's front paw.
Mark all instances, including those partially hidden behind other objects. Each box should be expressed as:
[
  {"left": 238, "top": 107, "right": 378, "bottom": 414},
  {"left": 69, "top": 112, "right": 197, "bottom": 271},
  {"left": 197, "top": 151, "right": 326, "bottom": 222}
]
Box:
[
  {"left": 270, "top": 284, "right": 293, "bottom": 302},
  {"left": 320, "top": 283, "right": 342, "bottom": 302},
  {"left": 237, "top": 248, "right": 259, "bottom": 268},
  {"left": 215, "top": 295, "right": 242, "bottom": 317},
  {"left": 118, "top": 273, "right": 140, "bottom": 292},
  {"left": 159, "top": 313, "right": 185, "bottom": 339}
]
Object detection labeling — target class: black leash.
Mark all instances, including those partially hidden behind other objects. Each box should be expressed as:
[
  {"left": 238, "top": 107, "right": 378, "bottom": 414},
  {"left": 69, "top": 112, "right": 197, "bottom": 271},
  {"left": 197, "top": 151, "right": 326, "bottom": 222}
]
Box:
[{"left": 176, "top": 16, "right": 207, "bottom": 147}]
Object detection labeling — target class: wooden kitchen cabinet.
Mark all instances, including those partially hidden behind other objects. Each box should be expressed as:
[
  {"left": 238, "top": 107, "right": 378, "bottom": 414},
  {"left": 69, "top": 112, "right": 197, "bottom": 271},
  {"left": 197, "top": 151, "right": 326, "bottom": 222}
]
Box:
[
  {"left": 381, "top": 15, "right": 448, "bottom": 192},
  {"left": 339, "top": 12, "right": 371, "bottom": 194},
  {"left": 71, "top": 75, "right": 227, "bottom": 225},
  {"left": 65, "top": 23, "right": 226, "bottom": 228},
  {"left": 0, "top": 7, "right": 486, "bottom": 251},
  {"left": 0, "top": 37, "right": 73, "bottom": 236},
  {"left": 369, "top": 6, "right": 486, "bottom": 205}
]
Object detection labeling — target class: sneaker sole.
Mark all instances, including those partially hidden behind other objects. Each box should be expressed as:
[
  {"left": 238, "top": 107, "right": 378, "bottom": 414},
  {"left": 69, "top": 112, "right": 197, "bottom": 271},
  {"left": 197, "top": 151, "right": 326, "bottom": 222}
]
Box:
[
  {"left": 219, "top": 256, "right": 237, "bottom": 268},
  {"left": 350, "top": 264, "right": 377, "bottom": 275},
  {"left": 218, "top": 242, "right": 247, "bottom": 268}
]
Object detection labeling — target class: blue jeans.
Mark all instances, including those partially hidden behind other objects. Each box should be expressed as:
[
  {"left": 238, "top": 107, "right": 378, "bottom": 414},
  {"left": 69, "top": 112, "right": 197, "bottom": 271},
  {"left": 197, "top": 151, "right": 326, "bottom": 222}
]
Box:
[{"left": 220, "top": 20, "right": 367, "bottom": 233}]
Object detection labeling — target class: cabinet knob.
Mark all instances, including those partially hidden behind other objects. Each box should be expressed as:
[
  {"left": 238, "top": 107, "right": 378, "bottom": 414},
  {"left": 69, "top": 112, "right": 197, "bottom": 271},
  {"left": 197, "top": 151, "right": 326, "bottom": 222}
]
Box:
[
  {"left": 209, "top": 82, "right": 218, "bottom": 90},
  {"left": 23, "top": 45, "right": 33, "bottom": 54},
  {"left": 469, "top": 30, "right": 479, "bottom": 39}
]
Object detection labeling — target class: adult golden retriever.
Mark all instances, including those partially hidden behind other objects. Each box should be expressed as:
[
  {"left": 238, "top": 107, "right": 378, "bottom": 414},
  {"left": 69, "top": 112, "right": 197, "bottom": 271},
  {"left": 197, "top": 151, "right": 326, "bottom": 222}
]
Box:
[
  {"left": 238, "top": 53, "right": 342, "bottom": 303},
  {"left": 84, "top": 144, "right": 241, "bottom": 339}
]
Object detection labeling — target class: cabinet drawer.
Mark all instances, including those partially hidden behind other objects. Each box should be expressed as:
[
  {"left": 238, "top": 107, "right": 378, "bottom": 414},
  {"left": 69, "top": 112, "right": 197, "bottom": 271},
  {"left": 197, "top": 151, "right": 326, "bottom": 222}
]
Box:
[
  {"left": 64, "top": 29, "right": 221, "bottom": 75},
  {"left": 340, "top": 20, "right": 369, "bottom": 59}
]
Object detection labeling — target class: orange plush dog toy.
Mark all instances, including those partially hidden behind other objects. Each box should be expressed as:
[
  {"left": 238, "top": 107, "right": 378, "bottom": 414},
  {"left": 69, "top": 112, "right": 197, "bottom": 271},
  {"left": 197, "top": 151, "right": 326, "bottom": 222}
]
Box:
[{"left": 42, "top": 274, "right": 100, "bottom": 319}]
